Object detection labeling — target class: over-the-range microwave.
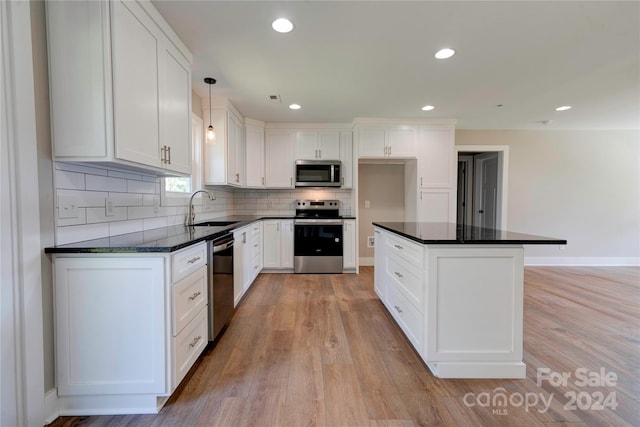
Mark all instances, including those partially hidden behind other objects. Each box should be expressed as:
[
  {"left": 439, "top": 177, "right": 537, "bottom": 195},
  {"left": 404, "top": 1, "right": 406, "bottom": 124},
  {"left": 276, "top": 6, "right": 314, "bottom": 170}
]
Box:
[{"left": 295, "top": 160, "right": 342, "bottom": 188}]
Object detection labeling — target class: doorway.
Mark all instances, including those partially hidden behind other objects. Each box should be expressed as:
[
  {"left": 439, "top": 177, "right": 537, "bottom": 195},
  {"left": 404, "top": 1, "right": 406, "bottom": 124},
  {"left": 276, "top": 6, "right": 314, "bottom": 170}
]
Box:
[{"left": 455, "top": 146, "right": 508, "bottom": 230}]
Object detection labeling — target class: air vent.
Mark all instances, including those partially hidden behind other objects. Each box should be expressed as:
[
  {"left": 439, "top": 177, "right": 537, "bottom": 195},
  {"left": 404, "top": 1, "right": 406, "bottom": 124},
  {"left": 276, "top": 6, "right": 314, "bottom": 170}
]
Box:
[{"left": 269, "top": 95, "right": 281, "bottom": 103}]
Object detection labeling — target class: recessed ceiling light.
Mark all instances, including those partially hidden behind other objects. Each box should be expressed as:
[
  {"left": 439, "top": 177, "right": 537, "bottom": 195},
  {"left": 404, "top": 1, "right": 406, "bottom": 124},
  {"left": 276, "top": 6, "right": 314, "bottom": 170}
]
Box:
[
  {"left": 272, "top": 18, "right": 294, "bottom": 33},
  {"left": 289, "top": 104, "right": 301, "bottom": 110},
  {"left": 555, "top": 105, "right": 572, "bottom": 111},
  {"left": 435, "top": 48, "right": 455, "bottom": 59},
  {"left": 421, "top": 105, "right": 435, "bottom": 111}
]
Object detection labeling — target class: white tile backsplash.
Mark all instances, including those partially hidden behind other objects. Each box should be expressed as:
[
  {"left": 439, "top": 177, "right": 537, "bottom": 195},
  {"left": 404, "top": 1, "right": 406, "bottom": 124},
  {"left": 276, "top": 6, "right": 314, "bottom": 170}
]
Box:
[
  {"left": 54, "top": 163, "right": 352, "bottom": 244},
  {"left": 55, "top": 170, "right": 85, "bottom": 190},
  {"left": 86, "top": 174, "right": 127, "bottom": 192}
]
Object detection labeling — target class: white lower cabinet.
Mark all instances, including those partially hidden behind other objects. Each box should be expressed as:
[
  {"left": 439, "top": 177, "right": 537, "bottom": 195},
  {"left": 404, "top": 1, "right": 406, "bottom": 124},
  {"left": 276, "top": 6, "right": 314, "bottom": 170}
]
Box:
[
  {"left": 262, "top": 219, "right": 294, "bottom": 269},
  {"left": 233, "top": 222, "right": 263, "bottom": 306},
  {"left": 342, "top": 219, "right": 357, "bottom": 270},
  {"left": 53, "top": 242, "right": 208, "bottom": 414},
  {"left": 374, "top": 227, "right": 525, "bottom": 378}
]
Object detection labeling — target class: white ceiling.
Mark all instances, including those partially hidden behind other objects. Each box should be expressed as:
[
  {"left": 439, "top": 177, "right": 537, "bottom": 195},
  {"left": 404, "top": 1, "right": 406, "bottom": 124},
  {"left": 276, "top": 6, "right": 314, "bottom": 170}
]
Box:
[{"left": 152, "top": 0, "right": 640, "bottom": 129}]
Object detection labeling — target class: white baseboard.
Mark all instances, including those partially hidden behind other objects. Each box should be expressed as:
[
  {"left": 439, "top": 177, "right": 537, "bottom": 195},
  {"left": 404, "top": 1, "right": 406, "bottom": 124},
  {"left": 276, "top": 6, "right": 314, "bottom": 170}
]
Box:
[
  {"left": 525, "top": 257, "right": 640, "bottom": 266},
  {"left": 359, "top": 257, "right": 374, "bottom": 266},
  {"left": 44, "top": 388, "right": 59, "bottom": 425}
]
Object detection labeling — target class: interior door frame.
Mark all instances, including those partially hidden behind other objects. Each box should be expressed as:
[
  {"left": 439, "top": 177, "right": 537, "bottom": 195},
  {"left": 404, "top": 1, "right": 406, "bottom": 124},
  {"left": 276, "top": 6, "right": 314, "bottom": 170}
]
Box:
[{"left": 455, "top": 145, "right": 509, "bottom": 230}]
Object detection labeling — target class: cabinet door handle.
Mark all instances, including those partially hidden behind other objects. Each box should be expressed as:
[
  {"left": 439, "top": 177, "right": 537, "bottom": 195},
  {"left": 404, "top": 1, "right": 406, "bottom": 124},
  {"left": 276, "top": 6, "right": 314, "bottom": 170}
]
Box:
[
  {"left": 243, "top": 232, "right": 247, "bottom": 243},
  {"left": 189, "top": 336, "right": 202, "bottom": 348},
  {"left": 394, "top": 244, "right": 403, "bottom": 250},
  {"left": 388, "top": 146, "right": 391, "bottom": 156},
  {"left": 394, "top": 305, "right": 403, "bottom": 314},
  {"left": 236, "top": 173, "right": 240, "bottom": 183},
  {"left": 262, "top": 177, "right": 265, "bottom": 185},
  {"left": 187, "top": 256, "right": 201, "bottom": 264},
  {"left": 420, "top": 177, "right": 423, "bottom": 186},
  {"left": 290, "top": 177, "right": 293, "bottom": 186},
  {"left": 277, "top": 223, "right": 280, "bottom": 232},
  {"left": 188, "top": 291, "right": 201, "bottom": 301},
  {"left": 319, "top": 149, "right": 322, "bottom": 158},
  {"left": 167, "top": 146, "right": 171, "bottom": 164},
  {"left": 394, "top": 271, "right": 403, "bottom": 279},
  {"left": 160, "top": 146, "right": 166, "bottom": 163}
]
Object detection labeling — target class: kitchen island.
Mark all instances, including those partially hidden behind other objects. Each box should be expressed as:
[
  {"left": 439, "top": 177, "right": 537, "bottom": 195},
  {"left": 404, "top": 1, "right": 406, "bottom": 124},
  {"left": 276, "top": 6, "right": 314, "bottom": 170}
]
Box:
[{"left": 372, "top": 222, "right": 566, "bottom": 379}]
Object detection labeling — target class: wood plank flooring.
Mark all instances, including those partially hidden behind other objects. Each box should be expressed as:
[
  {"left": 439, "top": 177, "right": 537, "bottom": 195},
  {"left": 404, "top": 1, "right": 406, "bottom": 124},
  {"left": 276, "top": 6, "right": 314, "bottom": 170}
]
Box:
[{"left": 48, "top": 266, "right": 639, "bottom": 427}]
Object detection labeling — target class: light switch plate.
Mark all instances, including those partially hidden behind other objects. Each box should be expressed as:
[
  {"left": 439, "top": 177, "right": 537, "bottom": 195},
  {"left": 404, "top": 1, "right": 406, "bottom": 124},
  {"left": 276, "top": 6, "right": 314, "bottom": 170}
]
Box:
[{"left": 105, "top": 198, "right": 114, "bottom": 217}]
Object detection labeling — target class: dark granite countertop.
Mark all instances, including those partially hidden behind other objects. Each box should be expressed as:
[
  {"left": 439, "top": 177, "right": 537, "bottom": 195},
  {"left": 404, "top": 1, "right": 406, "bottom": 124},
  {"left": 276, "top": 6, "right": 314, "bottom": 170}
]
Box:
[
  {"left": 45, "top": 215, "right": 356, "bottom": 254},
  {"left": 373, "top": 222, "right": 567, "bottom": 245}
]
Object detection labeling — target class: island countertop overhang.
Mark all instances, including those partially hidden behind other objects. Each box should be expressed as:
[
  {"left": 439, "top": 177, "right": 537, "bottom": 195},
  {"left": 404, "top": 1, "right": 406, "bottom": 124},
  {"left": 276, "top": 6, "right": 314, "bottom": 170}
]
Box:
[{"left": 373, "top": 222, "right": 567, "bottom": 246}]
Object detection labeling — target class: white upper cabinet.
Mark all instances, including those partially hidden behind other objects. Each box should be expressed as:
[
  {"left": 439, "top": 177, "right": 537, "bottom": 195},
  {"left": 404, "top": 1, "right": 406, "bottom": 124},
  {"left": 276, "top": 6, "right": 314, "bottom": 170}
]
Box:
[
  {"left": 245, "top": 120, "right": 266, "bottom": 188},
  {"left": 265, "top": 130, "right": 294, "bottom": 188},
  {"left": 46, "top": 0, "right": 193, "bottom": 176},
  {"left": 357, "top": 126, "right": 416, "bottom": 158},
  {"left": 294, "top": 130, "right": 341, "bottom": 160},
  {"left": 418, "top": 126, "right": 455, "bottom": 188},
  {"left": 339, "top": 131, "right": 353, "bottom": 188},
  {"left": 203, "top": 101, "right": 244, "bottom": 186}
]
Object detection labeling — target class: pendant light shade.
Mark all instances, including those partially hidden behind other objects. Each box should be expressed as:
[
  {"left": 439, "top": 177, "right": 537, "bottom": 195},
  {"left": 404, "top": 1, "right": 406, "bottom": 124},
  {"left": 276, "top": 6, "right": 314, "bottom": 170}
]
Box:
[{"left": 204, "top": 77, "right": 216, "bottom": 143}]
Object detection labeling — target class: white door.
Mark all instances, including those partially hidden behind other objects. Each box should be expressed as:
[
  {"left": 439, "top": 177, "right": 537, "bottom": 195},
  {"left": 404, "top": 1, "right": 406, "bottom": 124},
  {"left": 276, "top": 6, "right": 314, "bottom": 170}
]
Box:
[
  {"left": 262, "top": 220, "right": 282, "bottom": 268},
  {"left": 112, "top": 0, "right": 161, "bottom": 168},
  {"left": 245, "top": 124, "right": 265, "bottom": 188},
  {"left": 295, "top": 131, "right": 318, "bottom": 160},
  {"left": 265, "top": 131, "right": 294, "bottom": 188},
  {"left": 160, "top": 44, "right": 191, "bottom": 174},
  {"left": 474, "top": 153, "right": 499, "bottom": 229},
  {"left": 318, "top": 131, "right": 340, "bottom": 159},
  {"left": 281, "top": 220, "right": 295, "bottom": 268}
]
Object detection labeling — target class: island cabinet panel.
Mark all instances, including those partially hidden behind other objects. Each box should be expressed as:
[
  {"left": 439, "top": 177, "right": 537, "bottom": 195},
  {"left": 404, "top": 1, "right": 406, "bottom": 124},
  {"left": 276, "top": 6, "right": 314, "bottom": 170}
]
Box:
[
  {"left": 425, "top": 247, "right": 524, "bottom": 363},
  {"left": 373, "top": 226, "right": 526, "bottom": 379}
]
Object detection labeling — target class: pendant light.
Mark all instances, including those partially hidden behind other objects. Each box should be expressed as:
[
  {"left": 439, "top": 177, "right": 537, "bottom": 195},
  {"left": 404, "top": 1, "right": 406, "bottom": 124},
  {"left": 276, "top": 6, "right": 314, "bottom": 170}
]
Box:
[{"left": 204, "top": 77, "right": 216, "bottom": 142}]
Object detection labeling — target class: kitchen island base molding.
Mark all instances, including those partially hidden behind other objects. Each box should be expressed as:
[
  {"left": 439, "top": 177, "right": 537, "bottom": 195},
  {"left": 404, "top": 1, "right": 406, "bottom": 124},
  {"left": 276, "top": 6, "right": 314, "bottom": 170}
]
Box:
[
  {"left": 427, "top": 362, "right": 526, "bottom": 379},
  {"left": 57, "top": 394, "right": 169, "bottom": 416}
]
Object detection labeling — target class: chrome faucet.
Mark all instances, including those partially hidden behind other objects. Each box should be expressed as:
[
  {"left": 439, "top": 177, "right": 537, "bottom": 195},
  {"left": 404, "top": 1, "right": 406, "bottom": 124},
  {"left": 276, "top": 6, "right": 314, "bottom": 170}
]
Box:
[{"left": 187, "top": 189, "right": 215, "bottom": 226}]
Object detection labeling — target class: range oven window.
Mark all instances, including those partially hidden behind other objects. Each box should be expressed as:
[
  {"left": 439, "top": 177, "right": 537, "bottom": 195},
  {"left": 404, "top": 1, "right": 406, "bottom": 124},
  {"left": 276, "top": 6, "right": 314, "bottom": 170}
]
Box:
[{"left": 294, "top": 223, "right": 343, "bottom": 257}]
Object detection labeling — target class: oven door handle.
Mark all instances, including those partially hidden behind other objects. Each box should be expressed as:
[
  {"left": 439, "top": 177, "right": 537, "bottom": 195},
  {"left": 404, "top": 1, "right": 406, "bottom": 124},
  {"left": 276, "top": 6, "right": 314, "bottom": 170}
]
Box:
[{"left": 294, "top": 219, "right": 344, "bottom": 225}]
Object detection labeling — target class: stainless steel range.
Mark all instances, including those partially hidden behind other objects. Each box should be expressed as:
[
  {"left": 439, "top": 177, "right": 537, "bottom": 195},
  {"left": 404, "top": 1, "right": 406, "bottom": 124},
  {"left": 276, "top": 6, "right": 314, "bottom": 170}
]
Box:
[{"left": 294, "top": 200, "right": 343, "bottom": 274}]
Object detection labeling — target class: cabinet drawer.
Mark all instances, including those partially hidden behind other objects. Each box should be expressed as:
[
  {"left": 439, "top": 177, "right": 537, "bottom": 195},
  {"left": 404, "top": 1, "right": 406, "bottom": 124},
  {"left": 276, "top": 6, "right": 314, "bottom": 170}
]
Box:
[
  {"left": 386, "top": 281, "right": 423, "bottom": 352},
  {"left": 385, "top": 233, "right": 423, "bottom": 268},
  {"left": 172, "top": 242, "right": 207, "bottom": 283},
  {"left": 385, "top": 252, "right": 424, "bottom": 310},
  {"left": 250, "top": 237, "right": 261, "bottom": 259},
  {"left": 250, "top": 222, "right": 262, "bottom": 237},
  {"left": 172, "top": 266, "right": 207, "bottom": 336},
  {"left": 173, "top": 306, "right": 207, "bottom": 388}
]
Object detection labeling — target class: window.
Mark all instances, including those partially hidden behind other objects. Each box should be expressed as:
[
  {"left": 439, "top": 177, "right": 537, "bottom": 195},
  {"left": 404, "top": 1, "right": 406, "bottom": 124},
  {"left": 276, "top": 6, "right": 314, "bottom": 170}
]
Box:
[{"left": 161, "top": 113, "right": 203, "bottom": 204}]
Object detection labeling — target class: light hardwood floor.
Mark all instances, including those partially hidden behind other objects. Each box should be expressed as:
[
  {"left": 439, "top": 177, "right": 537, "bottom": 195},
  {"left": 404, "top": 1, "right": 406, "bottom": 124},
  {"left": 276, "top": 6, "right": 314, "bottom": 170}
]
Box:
[{"left": 49, "top": 266, "right": 639, "bottom": 427}]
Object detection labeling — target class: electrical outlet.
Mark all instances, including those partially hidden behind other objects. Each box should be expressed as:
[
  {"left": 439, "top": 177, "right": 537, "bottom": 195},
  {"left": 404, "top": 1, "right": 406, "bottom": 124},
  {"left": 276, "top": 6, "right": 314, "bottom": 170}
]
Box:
[
  {"left": 153, "top": 198, "right": 160, "bottom": 213},
  {"left": 367, "top": 236, "right": 375, "bottom": 248},
  {"left": 558, "top": 245, "right": 566, "bottom": 251},
  {"left": 58, "top": 195, "right": 79, "bottom": 219},
  {"left": 105, "top": 198, "right": 114, "bottom": 217},
  {"left": 364, "top": 200, "right": 371, "bottom": 208},
  {"left": 267, "top": 200, "right": 274, "bottom": 209}
]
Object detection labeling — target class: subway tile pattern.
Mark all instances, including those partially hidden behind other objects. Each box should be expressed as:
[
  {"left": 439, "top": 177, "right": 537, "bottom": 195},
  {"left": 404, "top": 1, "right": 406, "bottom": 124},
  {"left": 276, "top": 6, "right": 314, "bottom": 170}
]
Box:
[{"left": 54, "top": 162, "right": 352, "bottom": 245}]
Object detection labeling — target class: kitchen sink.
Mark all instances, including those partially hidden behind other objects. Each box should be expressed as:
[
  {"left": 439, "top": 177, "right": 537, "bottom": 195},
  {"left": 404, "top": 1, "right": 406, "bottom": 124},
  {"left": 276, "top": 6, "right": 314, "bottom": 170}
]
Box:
[{"left": 192, "top": 221, "right": 239, "bottom": 226}]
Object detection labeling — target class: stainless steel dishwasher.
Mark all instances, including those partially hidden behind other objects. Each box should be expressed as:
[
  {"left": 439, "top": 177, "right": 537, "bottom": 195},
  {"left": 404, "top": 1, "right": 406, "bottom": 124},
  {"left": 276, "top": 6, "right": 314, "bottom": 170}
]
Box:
[{"left": 207, "top": 234, "right": 234, "bottom": 341}]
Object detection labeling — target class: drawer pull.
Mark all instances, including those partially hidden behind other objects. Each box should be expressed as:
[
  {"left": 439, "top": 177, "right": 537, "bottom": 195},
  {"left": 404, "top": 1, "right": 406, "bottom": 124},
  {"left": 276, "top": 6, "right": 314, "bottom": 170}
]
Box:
[
  {"left": 394, "top": 271, "right": 403, "bottom": 278},
  {"left": 189, "top": 336, "right": 202, "bottom": 348},
  {"left": 254, "top": 244, "right": 259, "bottom": 248},
  {"left": 187, "top": 256, "right": 201, "bottom": 264},
  {"left": 394, "top": 305, "right": 403, "bottom": 314},
  {"left": 394, "top": 244, "right": 403, "bottom": 250},
  {"left": 188, "top": 291, "right": 201, "bottom": 301}
]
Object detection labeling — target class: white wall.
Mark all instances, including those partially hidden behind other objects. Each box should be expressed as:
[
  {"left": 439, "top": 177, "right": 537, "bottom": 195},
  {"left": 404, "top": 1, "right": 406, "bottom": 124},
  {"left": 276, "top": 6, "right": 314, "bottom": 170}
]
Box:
[
  {"left": 358, "top": 164, "right": 405, "bottom": 259},
  {"left": 456, "top": 129, "right": 640, "bottom": 265}
]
